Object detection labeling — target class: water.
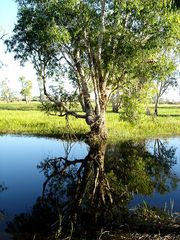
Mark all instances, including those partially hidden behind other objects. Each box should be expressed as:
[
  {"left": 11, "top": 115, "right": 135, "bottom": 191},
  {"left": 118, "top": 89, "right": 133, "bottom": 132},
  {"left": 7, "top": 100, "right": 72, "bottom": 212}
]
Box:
[
  {"left": 0, "top": 134, "right": 179, "bottom": 239},
  {"left": 0, "top": 135, "right": 88, "bottom": 239},
  {"left": 131, "top": 137, "right": 180, "bottom": 212}
]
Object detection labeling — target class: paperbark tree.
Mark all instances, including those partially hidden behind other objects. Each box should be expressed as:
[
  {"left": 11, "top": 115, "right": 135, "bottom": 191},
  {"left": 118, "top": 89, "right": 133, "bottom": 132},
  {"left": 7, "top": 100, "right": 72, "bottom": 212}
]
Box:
[
  {"left": 19, "top": 76, "right": 32, "bottom": 103},
  {"left": 0, "top": 79, "right": 15, "bottom": 103},
  {"left": 152, "top": 56, "right": 178, "bottom": 116},
  {"left": 154, "top": 76, "right": 178, "bottom": 116},
  {"left": 6, "top": 0, "right": 180, "bottom": 140}
]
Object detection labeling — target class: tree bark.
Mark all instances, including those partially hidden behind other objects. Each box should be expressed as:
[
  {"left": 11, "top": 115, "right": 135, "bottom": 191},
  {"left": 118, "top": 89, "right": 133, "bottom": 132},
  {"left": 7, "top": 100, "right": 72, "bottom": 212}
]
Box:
[
  {"left": 111, "top": 90, "right": 121, "bottom": 113},
  {"left": 88, "top": 109, "right": 107, "bottom": 142},
  {"left": 25, "top": 96, "right": 28, "bottom": 104},
  {"left": 112, "top": 102, "right": 120, "bottom": 113},
  {"left": 154, "top": 94, "right": 159, "bottom": 116},
  {"left": 78, "top": 93, "right": 86, "bottom": 112}
]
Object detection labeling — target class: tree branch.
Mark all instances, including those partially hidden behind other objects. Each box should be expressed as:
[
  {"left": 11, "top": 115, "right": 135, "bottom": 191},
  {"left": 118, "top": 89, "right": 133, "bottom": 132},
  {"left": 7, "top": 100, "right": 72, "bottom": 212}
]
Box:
[{"left": 0, "top": 33, "right": 8, "bottom": 40}]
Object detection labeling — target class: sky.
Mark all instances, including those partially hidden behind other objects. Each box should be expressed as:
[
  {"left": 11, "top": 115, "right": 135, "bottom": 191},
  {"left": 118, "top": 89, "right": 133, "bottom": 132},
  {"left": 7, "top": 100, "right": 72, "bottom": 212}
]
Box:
[
  {"left": 0, "top": 0, "right": 39, "bottom": 96},
  {"left": 0, "top": 0, "right": 180, "bottom": 101}
]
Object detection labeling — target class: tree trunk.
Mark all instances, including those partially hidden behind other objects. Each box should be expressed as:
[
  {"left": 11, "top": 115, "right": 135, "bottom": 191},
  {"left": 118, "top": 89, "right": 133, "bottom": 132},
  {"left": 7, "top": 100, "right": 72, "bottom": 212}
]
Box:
[
  {"left": 112, "top": 102, "right": 119, "bottom": 113},
  {"left": 154, "top": 106, "right": 158, "bottom": 116},
  {"left": 111, "top": 90, "right": 121, "bottom": 113},
  {"left": 88, "top": 110, "right": 107, "bottom": 142},
  {"left": 78, "top": 94, "right": 86, "bottom": 112},
  {"left": 154, "top": 94, "right": 159, "bottom": 116}
]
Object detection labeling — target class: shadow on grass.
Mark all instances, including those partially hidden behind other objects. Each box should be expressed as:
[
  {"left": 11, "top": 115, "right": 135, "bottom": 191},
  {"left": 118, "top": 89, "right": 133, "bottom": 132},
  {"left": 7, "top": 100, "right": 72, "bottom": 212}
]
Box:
[
  {"left": 158, "top": 114, "right": 180, "bottom": 117},
  {"left": 0, "top": 105, "right": 41, "bottom": 111}
]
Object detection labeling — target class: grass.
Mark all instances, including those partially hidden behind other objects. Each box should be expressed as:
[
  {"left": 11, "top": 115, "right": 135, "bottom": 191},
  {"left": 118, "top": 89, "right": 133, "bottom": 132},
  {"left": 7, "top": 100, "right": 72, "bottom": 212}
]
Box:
[
  {"left": 0, "top": 101, "right": 180, "bottom": 142},
  {"left": 106, "top": 104, "right": 180, "bottom": 141},
  {"left": 0, "top": 101, "right": 89, "bottom": 138}
]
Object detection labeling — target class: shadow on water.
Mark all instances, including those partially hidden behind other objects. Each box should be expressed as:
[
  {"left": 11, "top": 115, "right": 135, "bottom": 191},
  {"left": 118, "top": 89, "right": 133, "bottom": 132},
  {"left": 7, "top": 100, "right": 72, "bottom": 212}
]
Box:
[{"left": 5, "top": 139, "right": 179, "bottom": 239}]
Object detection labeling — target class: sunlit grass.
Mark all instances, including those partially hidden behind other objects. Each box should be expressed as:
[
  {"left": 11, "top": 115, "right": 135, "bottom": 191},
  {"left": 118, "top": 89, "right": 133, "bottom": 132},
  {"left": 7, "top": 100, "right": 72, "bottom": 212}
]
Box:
[
  {"left": 0, "top": 101, "right": 40, "bottom": 110},
  {"left": 0, "top": 101, "right": 89, "bottom": 137},
  {"left": 0, "top": 101, "right": 180, "bottom": 141}
]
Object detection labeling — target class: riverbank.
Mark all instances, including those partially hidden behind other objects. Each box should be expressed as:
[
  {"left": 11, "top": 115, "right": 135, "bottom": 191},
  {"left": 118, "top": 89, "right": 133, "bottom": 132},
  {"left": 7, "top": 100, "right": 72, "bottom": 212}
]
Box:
[{"left": 0, "top": 101, "right": 180, "bottom": 141}]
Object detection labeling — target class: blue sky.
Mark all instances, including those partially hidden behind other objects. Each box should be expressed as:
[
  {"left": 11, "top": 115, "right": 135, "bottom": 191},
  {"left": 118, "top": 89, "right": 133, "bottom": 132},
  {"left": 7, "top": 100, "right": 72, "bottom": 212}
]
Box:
[
  {"left": 0, "top": 0, "right": 17, "bottom": 34},
  {"left": 0, "top": 0, "right": 38, "bottom": 96}
]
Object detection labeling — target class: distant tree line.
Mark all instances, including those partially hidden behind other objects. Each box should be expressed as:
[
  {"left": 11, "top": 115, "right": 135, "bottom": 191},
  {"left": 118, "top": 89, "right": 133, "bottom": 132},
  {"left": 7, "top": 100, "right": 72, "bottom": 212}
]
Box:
[{"left": 0, "top": 76, "right": 33, "bottom": 103}]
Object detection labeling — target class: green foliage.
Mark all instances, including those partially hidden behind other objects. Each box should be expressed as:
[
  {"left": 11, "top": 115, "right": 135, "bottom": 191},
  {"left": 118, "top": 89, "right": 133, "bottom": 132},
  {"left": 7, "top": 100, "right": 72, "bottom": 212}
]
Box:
[
  {"left": 106, "top": 138, "right": 177, "bottom": 202},
  {"left": 153, "top": 55, "right": 178, "bottom": 97},
  {"left": 19, "top": 76, "right": 32, "bottom": 101},
  {"left": 6, "top": 0, "right": 180, "bottom": 129},
  {"left": 0, "top": 79, "right": 15, "bottom": 102},
  {"left": 119, "top": 81, "right": 152, "bottom": 123},
  {"left": 120, "top": 95, "right": 144, "bottom": 123},
  {"left": 41, "top": 81, "right": 79, "bottom": 115}
]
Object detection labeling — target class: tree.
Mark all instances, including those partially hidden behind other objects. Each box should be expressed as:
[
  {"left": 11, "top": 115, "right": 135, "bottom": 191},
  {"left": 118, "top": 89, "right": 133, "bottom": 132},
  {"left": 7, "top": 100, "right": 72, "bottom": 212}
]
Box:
[
  {"left": 110, "top": 90, "right": 122, "bottom": 113},
  {"left": 6, "top": 0, "right": 180, "bottom": 140},
  {"left": 154, "top": 76, "right": 178, "bottom": 116},
  {"left": 19, "top": 76, "right": 32, "bottom": 103},
  {"left": 0, "top": 79, "right": 15, "bottom": 103},
  {"left": 153, "top": 56, "right": 178, "bottom": 116}
]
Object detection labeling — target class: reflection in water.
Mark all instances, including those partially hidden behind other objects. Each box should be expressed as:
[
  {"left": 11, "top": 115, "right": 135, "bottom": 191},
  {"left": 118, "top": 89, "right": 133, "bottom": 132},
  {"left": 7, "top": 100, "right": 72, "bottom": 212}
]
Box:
[
  {"left": 0, "top": 183, "right": 7, "bottom": 221},
  {"left": 106, "top": 140, "right": 178, "bottom": 196},
  {"left": 151, "top": 139, "right": 177, "bottom": 193},
  {"left": 6, "top": 139, "right": 179, "bottom": 239}
]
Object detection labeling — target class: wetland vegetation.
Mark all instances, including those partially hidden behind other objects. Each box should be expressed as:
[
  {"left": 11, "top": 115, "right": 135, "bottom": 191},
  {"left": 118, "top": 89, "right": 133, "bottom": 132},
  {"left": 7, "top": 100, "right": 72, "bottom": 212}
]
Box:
[
  {"left": 0, "top": 101, "right": 180, "bottom": 141},
  {"left": 1, "top": 0, "right": 180, "bottom": 239}
]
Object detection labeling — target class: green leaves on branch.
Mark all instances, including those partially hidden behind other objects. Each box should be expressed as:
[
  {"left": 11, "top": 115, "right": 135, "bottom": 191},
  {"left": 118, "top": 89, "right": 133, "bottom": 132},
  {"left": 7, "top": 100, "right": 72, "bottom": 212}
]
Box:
[
  {"left": 19, "top": 76, "right": 32, "bottom": 102},
  {"left": 6, "top": 0, "right": 180, "bottom": 126}
]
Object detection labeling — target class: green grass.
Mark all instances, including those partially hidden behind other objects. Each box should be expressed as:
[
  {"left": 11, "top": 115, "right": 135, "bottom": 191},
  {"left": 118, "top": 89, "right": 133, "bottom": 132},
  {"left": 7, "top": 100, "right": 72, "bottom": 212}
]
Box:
[
  {"left": 0, "top": 101, "right": 180, "bottom": 142},
  {"left": 0, "top": 101, "right": 40, "bottom": 111},
  {"left": 0, "top": 101, "right": 88, "bottom": 138}
]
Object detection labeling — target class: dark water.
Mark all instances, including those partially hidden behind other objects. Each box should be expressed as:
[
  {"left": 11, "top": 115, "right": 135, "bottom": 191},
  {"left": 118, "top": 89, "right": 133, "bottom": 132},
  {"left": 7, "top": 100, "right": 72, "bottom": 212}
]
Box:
[{"left": 0, "top": 135, "right": 179, "bottom": 239}]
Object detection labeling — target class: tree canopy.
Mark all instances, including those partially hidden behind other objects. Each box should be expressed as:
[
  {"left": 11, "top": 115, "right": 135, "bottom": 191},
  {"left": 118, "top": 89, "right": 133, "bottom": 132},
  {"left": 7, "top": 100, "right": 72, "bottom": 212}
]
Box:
[
  {"left": 19, "top": 76, "right": 32, "bottom": 102},
  {"left": 6, "top": 0, "right": 180, "bottom": 140}
]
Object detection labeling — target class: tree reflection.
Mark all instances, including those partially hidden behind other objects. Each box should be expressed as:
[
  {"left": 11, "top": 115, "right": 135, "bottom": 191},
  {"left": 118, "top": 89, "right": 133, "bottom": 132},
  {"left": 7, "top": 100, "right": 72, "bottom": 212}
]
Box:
[
  {"left": 151, "top": 139, "right": 178, "bottom": 193},
  {"left": 106, "top": 139, "right": 178, "bottom": 196},
  {"left": 6, "top": 139, "right": 179, "bottom": 239},
  {"left": 39, "top": 141, "right": 113, "bottom": 233},
  {"left": 0, "top": 183, "right": 7, "bottom": 221}
]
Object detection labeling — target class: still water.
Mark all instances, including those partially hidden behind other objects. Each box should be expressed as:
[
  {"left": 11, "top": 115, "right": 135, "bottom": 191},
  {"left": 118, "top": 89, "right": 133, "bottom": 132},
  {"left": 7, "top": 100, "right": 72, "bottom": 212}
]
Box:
[
  {"left": 0, "top": 134, "right": 180, "bottom": 239},
  {"left": 131, "top": 137, "right": 180, "bottom": 211},
  {"left": 0, "top": 135, "right": 88, "bottom": 239}
]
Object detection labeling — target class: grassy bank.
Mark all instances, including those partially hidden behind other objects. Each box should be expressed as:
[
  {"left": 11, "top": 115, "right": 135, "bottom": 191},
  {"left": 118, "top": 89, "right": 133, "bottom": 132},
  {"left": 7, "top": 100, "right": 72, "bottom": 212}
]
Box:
[
  {"left": 0, "top": 102, "right": 87, "bottom": 138},
  {"left": 0, "top": 101, "right": 180, "bottom": 141}
]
